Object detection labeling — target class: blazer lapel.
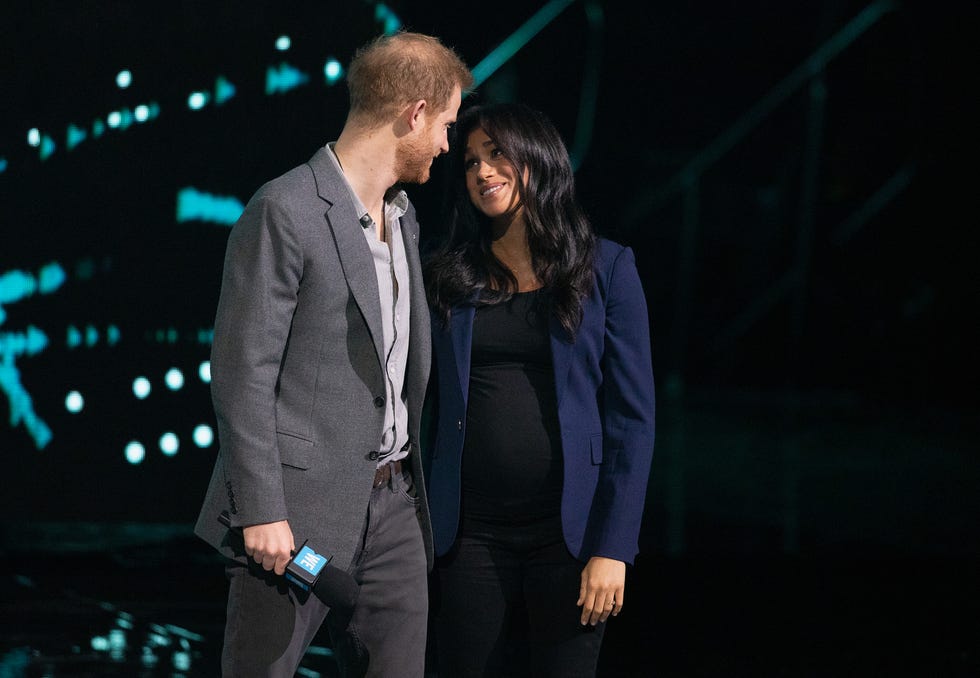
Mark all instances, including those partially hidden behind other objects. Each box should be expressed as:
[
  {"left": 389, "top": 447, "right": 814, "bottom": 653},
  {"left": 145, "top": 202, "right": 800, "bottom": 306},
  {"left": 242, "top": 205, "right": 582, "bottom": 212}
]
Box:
[
  {"left": 549, "top": 316, "right": 574, "bottom": 408},
  {"left": 308, "top": 149, "right": 385, "bottom": 371},
  {"left": 401, "top": 210, "right": 431, "bottom": 408},
  {"left": 450, "top": 306, "right": 475, "bottom": 406}
]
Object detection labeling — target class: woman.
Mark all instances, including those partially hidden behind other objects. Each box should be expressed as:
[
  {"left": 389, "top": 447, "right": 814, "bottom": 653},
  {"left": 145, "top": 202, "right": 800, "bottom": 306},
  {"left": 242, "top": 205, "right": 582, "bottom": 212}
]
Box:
[{"left": 423, "top": 102, "right": 656, "bottom": 677}]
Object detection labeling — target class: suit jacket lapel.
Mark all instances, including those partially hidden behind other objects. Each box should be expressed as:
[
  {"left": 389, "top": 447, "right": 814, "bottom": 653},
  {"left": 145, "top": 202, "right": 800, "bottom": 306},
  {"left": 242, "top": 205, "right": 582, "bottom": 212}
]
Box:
[
  {"left": 549, "top": 316, "right": 574, "bottom": 408},
  {"left": 450, "top": 306, "right": 474, "bottom": 407},
  {"left": 401, "top": 209, "right": 431, "bottom": 410},
  {"left": 308, "top": 149, "right": 385, "bottom": 371}
]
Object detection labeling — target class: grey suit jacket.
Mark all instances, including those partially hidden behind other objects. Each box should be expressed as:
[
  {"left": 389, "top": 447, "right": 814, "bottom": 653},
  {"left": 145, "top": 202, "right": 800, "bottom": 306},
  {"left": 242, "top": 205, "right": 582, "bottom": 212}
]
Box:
[{"left": 194, "top": 148, "right": 433, "bottom": 572}]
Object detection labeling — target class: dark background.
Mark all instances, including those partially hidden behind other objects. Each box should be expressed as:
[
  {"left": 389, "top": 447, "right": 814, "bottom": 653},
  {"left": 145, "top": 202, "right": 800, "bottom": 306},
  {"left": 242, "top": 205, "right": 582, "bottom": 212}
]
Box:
[{"left": 1, "top": 1, "right": 977, "bottom": 675}]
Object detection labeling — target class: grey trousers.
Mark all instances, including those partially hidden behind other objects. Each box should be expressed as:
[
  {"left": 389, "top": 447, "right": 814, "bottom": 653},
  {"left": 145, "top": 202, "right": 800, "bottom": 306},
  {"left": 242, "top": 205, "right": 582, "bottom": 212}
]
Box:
[{"left": 221, "top": 466, "right": 429, "bottom": 677}]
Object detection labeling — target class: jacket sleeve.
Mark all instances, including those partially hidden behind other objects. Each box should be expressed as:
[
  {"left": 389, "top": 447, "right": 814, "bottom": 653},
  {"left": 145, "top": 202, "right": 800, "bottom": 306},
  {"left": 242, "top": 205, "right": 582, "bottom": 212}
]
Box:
[
  {"left": 209, "top": 191, "right": 303, "bottom": 528},
  {"left": 591, "top": 245, "right": 657, "bottom": 563}
]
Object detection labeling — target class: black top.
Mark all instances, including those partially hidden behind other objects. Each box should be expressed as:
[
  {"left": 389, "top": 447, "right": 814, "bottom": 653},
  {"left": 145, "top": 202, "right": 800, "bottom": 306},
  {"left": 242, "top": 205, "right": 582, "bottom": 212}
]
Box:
[{"left": 461, "top": 288, "right": 564, "bottom": 524}]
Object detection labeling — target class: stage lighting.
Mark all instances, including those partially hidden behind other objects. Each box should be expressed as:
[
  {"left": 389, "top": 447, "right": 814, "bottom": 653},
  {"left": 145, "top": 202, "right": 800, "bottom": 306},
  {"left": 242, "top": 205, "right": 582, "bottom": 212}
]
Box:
[
  {"left": 187, "top": 91, "right": 209, "bottom": 110},
  {"left": 165, "top": 368, "right": 184, "bottom": 391},
  {"left": 159, "top": 432, "right": 179, "bottom": 456},
  {"left": 125, "top": 441, "right": 145, "bottom": 464},
  {"left": 193, "top": 424, "right": 214, "bottom": 448},
  {"left": 133, "top": 377, "right": 151, "bottom": 400},
  {"left": 65, "top": 391, "right": 84, "bottom": 413}
]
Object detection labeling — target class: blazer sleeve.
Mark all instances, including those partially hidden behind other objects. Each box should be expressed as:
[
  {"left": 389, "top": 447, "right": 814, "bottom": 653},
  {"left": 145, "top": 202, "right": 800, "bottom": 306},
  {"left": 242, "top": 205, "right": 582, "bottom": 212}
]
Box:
[
  {"left": 591, "top": 245, "right": 657, "bottom": 563},
  {"left": 209, "top": 191, "right": 303, "bottom": 528}
]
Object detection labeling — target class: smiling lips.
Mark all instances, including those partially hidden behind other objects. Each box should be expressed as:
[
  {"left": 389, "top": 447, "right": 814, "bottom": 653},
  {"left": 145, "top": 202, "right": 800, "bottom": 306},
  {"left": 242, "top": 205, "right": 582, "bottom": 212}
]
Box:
[{"left": 480, "top": 183, "right": 503, "bottom": 197}]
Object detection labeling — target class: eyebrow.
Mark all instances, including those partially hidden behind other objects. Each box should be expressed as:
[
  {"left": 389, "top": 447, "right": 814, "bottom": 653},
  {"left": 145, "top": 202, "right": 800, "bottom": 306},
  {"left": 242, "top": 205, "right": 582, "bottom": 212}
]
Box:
[{"left": 465, "top": 140, "right": 495, "bottom": 152}]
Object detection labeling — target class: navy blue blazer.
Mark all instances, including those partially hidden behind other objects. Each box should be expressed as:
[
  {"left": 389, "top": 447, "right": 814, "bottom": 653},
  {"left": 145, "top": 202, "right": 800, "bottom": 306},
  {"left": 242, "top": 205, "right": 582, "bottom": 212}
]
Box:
[{"left": 425, "top": 238, "right": 656, "bottom": 565}]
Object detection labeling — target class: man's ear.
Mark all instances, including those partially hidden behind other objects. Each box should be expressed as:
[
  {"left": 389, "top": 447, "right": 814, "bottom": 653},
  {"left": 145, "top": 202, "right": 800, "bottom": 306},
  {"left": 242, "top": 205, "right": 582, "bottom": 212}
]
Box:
[{"left": 404, "top": 98, "right": 427, "bottom": 131}]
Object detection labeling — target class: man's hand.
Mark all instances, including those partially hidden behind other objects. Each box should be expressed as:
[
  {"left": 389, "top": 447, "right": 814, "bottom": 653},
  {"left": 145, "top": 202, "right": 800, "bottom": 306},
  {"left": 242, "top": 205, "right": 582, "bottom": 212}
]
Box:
[
  {"left": 242, "top": 520, "right": 295, "bottom": 576},
  {"left": 577, "top": 556, "right": 625, "bottom": 626}
]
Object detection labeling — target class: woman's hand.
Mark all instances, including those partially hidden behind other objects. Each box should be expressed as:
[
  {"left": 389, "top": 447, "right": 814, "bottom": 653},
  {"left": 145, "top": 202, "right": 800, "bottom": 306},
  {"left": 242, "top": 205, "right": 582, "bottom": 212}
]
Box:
[{"left": 577, "top": 556, "right": 625, "bottom": 625}]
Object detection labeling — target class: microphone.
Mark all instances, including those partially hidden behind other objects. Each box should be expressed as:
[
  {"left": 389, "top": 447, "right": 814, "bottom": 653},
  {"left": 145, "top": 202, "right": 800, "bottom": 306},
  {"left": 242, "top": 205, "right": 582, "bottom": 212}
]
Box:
[{"left": 218, "top": 510, "right": 359, "bottom": 627}]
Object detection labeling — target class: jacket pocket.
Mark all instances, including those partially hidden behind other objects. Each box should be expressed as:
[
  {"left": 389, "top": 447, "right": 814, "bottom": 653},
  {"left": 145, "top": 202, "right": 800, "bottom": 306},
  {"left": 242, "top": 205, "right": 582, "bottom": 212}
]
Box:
[
  {"left": 590, "top": 433, "right": 603, "bottom": 464},
  {"left": 277, "top": 431, "right": 313, "bottom": 470}
]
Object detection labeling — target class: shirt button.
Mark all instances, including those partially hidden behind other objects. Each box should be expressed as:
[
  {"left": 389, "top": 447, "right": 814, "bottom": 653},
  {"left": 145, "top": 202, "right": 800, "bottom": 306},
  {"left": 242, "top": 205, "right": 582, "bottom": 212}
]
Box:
[
  {"left": 368, "top": 450, "right": 379, "bottom": 461},
  {"left": 374, "top": 396, "right": 385, "bottom": 408}
]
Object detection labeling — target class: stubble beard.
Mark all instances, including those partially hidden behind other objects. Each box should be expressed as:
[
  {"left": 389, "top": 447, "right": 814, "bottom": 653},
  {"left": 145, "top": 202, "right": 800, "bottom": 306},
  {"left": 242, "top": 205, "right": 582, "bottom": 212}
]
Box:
[{"left": 395, "top": 135, "right": 433, "bottom": 185}]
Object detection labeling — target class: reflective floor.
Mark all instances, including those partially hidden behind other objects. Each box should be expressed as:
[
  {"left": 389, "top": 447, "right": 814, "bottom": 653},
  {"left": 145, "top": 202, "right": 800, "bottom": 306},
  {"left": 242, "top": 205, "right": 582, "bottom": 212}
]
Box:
[
  {"left": 3, "top": 399, "right": 978, "bottom": 676},
  {"left": 2, "top": 526, "right": 979, "bottom": 677}
]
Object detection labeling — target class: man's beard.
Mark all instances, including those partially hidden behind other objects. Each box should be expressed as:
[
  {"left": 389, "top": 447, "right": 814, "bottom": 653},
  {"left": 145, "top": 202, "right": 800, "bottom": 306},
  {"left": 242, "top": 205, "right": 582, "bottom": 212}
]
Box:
[{"left": 395, "top": 135, "right": 433, "bottom": 184}]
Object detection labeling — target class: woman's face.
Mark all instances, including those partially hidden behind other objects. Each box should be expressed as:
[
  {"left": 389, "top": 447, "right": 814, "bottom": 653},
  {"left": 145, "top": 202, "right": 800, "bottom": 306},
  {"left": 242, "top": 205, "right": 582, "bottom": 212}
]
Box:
[{"left": 463, "top": 126, "right": 524, "bottom": 223}]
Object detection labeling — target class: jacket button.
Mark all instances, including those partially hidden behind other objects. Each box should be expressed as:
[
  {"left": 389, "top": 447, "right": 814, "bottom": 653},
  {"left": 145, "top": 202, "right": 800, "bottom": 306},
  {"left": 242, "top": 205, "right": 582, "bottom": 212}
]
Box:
[
  {"left": 368, "top": 450, "right": 379, "bottom": 461},
  {"left": 373, "top": 396, "right": 385, "bottom": 408},
  {"left": 457, "top": 419, "right": 462, "bottom": 430}
]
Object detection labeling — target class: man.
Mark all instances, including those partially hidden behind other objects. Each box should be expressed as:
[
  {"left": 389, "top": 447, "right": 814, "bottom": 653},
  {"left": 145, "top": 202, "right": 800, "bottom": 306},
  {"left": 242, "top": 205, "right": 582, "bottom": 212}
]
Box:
[{"left": 194, "top": 31, "right": 472, "bottom": 677}]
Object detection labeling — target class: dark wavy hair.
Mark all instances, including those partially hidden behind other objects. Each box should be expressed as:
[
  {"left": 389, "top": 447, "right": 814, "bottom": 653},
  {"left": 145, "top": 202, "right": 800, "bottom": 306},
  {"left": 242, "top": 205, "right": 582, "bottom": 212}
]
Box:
[{"left": 423, "top": 102, "right": 596, "bottom": 337}]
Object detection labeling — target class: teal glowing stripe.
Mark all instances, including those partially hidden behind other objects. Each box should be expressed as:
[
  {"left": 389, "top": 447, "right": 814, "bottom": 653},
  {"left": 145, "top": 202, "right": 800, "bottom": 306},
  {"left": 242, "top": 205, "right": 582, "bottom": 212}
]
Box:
[
  {"left": 470, "top": 0, "right": 575, "bottom": 89},
  {"left": 374, "top": 3, "right": 402, "bottom": 35},
  {"left": 67, "top": 124, "right": 87, "bottom": 150},
  {"left": 265, "top": 62, "right": 310, "bottom": 95},
  {"left": 1, "top": 263, "right": 64, "bottom": 449},
  {"left": 176, "top": 187, "right": 244, "bottom": 225},
  {"left": 0, "top": 262, "right": 66, "bottom": 304},
  {"left": 215, "top": 76, "right": 236, "bottom": 104},
  {"left": 39, "top": 135, "right": 56, "bottom": 161},
  {"left": 0, "top": 325, "right": 53, "bottom": 450}
]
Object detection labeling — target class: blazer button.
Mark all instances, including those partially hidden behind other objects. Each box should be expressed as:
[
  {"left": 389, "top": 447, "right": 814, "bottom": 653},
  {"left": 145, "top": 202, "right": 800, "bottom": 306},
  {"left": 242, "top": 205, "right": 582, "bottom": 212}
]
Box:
[
  {"left": 373, "top": 396, "right": 385, "bottom": 408},
  {"left": 367, "top": 450, "right": 379, "bottom": 461},
  {"left": 457, "top": 419, "right": 462, "bottom": 431}
]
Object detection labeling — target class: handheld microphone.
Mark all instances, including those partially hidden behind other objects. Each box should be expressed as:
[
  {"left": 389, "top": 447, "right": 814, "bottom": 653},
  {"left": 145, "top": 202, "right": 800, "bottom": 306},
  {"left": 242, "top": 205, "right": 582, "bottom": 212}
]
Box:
[{"left": 218, "top": 510, "right": 359, "bottom": 627}]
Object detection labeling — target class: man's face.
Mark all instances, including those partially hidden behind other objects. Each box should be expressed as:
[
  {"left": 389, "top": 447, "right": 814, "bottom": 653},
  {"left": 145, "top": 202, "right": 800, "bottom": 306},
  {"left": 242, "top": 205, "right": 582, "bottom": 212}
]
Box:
[{"left": 395, "top": 84, "right": 462, "bottom": 184}]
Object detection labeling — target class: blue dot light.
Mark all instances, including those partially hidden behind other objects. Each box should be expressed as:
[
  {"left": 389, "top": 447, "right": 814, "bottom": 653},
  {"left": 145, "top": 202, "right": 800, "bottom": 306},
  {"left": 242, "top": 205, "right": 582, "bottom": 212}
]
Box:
[
  {"left": 65, "top": 391, "right": 84, "bottom": 413},
  {"left": 133, "top": 376, "right": 151, "bottom": 399},
  {"left": 116, "top": 70, "right": 132, "bottom": 89},
  {"left": 28, "top": 128, "right": 41, "bottom": 147},
  {"left": 198, "top": 361, "right": 211, "bottom": 383},
  {"left": 134, "top": 105, "right": 150, "bottom": 122},
  {"left": 159, "top": 432, "right": 179, "bottom": 456},
  {"left": 324, "top": 59, "right": 343, "bottom": 84},
  {"left": 193, "top": 424, "right": 214, "bottom": 448},
  {"left": 165, "top": 368, "right": 184, "bottom": 391},
  {"left": 276, "top": 35, "right": 291, "bottom": 51},
  {"left": 125, "top": 441, "right": 145, "bottom": 464},
  {"left": 187, "top": 92, "right": 209, "bottom": 110}
]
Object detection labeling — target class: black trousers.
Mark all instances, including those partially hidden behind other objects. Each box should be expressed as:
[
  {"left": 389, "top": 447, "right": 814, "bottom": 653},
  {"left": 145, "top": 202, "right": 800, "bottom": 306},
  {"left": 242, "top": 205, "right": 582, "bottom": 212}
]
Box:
[{"left": 431, "top": 515, "right": 605, "bottom": 678}]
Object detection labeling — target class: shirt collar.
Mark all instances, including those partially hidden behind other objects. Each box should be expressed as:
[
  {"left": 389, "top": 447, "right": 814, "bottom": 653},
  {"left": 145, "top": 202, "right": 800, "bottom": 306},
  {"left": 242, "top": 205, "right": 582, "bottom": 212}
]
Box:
[{"left": 325, "top": 143, "right": 408, "bottom": 228}]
